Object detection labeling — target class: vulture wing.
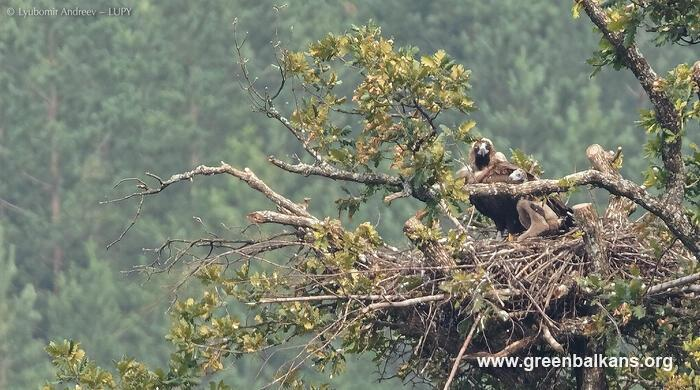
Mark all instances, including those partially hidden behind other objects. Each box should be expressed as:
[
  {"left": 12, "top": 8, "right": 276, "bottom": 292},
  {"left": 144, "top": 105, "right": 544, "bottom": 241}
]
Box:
[
  {"left": 545, "top": 195, "right": 575, "bottom": 230},
  {"left": 469, "top": 160, "right": 525, "bottom": 235}
]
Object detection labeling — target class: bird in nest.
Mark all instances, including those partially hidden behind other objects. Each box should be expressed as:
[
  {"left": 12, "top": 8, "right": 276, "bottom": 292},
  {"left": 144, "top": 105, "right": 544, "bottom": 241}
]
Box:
[
  {"left": 457, "top": 137, "right": 574, "bottom": 241},
  {"left": 508, "top": 168, "right": 575, "bottom": 241}
]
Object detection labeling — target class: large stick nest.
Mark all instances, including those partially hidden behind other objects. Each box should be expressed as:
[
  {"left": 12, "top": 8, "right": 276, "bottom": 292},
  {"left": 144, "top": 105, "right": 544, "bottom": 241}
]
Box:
[{"left": 344, "top": 216, "right": 691, "bottom": 360}]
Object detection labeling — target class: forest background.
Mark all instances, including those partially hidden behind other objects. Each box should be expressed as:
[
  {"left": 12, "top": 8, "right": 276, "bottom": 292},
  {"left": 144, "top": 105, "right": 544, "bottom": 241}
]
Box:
[{"left": 0, "top": 0, "right": 697, "bottom": 388}]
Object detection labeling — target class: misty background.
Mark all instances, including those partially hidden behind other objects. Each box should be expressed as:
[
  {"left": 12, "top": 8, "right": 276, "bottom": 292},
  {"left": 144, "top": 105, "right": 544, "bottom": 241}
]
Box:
[{"left": 0, "top": 0, "right": 696, "bottom": 388}]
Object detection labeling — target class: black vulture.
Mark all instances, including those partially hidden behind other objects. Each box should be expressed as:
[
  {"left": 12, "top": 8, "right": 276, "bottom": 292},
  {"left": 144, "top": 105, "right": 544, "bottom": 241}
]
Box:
[{"left": 457, "top": 138, "right": 525, "bottom": 239}]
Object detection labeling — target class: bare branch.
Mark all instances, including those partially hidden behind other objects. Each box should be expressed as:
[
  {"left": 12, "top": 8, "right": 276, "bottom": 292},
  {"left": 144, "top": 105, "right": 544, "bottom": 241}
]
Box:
[
  {"left": 361, "top": 294, "right": 447, "bottom": 313},
  {"left": 268, "top": 155, "right": 402, "bottom": 187},
  {"left": 646, "top": 272, "right": 700, "bottom": 295},
  {"left": 255, "top": 293, "right": 443, "bottom": 305},
  {"left": 542, "top": 324, "right": 565, "bottom": 354},
  {"left": 106, "top": 195, "right": 144, "bottom": 250},
  {"left": 444, "top": 313, "right": 482, "bottom": 390},
  {"left": 247, "top": 210, "right": 317, "bottom": 228},
  {"left": 586, "top": 144, "right": 636, "bottom": 220},
  {"left": 462, "top": 336, "right": 536, "bottom": 360},
  {"left": 108, "top": 162, "right": 315, "bottom": 220}
]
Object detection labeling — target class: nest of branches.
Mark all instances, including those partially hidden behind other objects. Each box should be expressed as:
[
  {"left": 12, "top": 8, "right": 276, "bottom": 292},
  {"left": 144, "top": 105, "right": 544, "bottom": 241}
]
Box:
[
  {"left": 363, "top": 216, "right": 688, "bottom": 356},
  {"left": 238, "top": 211, "right": 694, "bottom": 386}
]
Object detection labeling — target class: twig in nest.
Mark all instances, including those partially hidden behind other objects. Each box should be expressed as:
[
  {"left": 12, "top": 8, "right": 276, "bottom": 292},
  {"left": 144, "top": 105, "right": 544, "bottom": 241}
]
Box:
[
  {"left": 541, "top": 324, "right": 565, "bottom": 354},
  {"left": 361, "top": 294, "right": 446, "bottom": 314},
  {"left": 443, "top": 313, "right": 482, "bottom": 390},
  {"left": 462, "top": 336, "right": 536, "bottom": 360}
]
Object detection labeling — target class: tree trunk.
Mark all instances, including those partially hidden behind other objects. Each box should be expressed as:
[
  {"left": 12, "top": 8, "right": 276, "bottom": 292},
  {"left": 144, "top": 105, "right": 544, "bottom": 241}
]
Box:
[
  {"left": 48, "top": 86, "right": 63, "bottom": 277},
  {"left": 46, "top": 27, "right": 63, "bottom": 278},
  {"left": 576, "top": 338, "right": 608, "bottom": 390}
]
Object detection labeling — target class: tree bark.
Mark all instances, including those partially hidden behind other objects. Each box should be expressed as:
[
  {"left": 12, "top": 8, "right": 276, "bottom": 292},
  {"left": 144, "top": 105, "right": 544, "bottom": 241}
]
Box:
[
  {"left": 585, "top": 145, "right": 635, "bottom": 221},
  {"left": 572, "top": 203, "right": 609, "bottom": 275},
  {"left": 572, "top": 337, "right": 608, "bottom": 390}
]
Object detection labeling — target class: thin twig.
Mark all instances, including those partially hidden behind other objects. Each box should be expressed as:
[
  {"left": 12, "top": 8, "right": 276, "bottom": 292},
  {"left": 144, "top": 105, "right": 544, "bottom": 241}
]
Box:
[{"left": 443, "top": 313, "right": 482, "bottom": 390}]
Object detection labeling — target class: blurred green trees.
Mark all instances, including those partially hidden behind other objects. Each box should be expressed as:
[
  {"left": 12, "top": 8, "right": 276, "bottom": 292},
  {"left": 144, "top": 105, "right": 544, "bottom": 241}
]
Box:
[{"left": 0, "top": 227, "right": 49, "bottom": 388}]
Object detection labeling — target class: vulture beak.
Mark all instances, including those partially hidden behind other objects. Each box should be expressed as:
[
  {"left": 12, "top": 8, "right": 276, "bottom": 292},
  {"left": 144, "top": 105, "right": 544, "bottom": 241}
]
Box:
[{"left": 477, "top": 142, "right": 489, "bottom": 156}]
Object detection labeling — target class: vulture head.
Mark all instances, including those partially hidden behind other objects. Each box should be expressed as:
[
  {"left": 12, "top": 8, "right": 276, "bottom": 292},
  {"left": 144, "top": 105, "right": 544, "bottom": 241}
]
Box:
[
  {"left": 469, "top": 138, "right": 495, "bottom": 171},
  {"left": 508, "top": 167, "right": 539, "bottom": 184},
  {"left": 508, "top": 168, "right": 527, "bottom": 183}
]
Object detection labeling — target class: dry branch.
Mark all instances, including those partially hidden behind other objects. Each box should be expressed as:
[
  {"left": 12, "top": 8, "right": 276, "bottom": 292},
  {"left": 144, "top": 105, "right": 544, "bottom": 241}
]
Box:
[
  {"left": 646, "top": 272, "right": 700, "bottom": 295},
  {"left": 109, "top": 163, "right": 318, "bottom": 222},
  {"left": 268, "top": 156, "right": 402, "bottom": 187},
  {"left": 247, "top": 210, "right": 317, "bottom": 228},
  {"left": 361, "top": 294, "right": 447, "bottom": 313},
  {"left": 256, "top": 294, "right": 436, "bottom": 304},
  {"left": 573, "top": 203, "right": 609, "bottom": 275},
  {"left": 585, "top": 144, "right": 636, "bottom": 220},
  {"left": 444, "top": 313, "right": 482, "bottom": 390},
  {"left": 462, "top": 336, "right": 537, "bottom": 360},
  {"left": 542, "top": 324, "right": 565, "bottom": 354}
]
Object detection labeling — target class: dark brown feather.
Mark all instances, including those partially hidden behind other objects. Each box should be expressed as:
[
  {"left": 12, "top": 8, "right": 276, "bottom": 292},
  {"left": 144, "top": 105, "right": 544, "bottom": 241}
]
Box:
[
  {"left": 467, "top": 147, "right": 525, "bottom": 235},
  {"left": 528, "top": 202, "right": 546, "bottom": 217}
]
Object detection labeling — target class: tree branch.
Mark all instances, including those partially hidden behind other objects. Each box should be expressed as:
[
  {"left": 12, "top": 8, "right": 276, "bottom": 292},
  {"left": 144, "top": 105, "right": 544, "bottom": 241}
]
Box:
[
  {"left": 462, "top": 169, "right": 699, "bottom": 257},
  {"left": 247, "top": 210, "right": 317, "bottom": 228},
  {"left": 646, "top": 272, "right": 700, "bottom": 295},
  {"left": 268, "top": 156, "right": 402, "bottom": 187},
  {"left": 444, "top": 313, "right": 482, "bottom": 390},
  {"left": 255, "top": 294, "right": 437, "bottom": 304},
  {"left": 462, "top": 336, "right": 536, "bottom": 360},
  {"left": 586, "top": 144, "right": 636, "bottom": 220},
  {"left": 581, "top": 0, "right": 685, "bottom": 205},
  {"left": 265, "top": 105, "right": 333, "bottom": 165},
  {"left": 542, "top": 324, "right": 565, "bottom": 354},
  {"left": 108, "top": 163, "right": 315, "bottom": 220},
  {"left": 361, "top": 294, "right": 447, "bottom": 313},
  {"left": 573, "top": 203, "right": 609, "bottom": 274}
]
